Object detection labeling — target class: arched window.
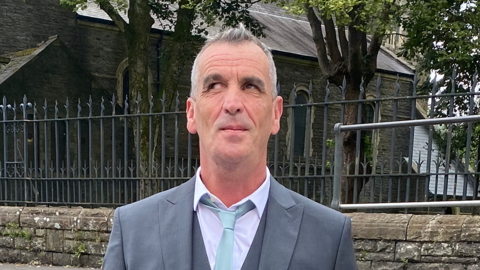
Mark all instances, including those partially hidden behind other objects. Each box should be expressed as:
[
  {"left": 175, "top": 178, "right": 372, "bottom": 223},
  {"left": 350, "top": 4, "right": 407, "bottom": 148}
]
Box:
[
  {"left": 287, "top": 85, "right": 314, "bottom": 158},
  {"left": 116, "top": 58, "right": 154, "bottom": 110},
  {"left": 115, "top": 59, "right": 155, "bottom": 168},
  {"left": 363, "top": 98, "right": 381, "bottom": 163},
  {"left": 365, "top": 103, "right": 374, "bottom": 124},
  {"left": 294, "top": 91, "right": 308, "bottom": 157}
]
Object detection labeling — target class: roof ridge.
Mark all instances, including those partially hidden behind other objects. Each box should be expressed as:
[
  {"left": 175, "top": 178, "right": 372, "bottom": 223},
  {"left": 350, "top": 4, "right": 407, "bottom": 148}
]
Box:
[
  {"left": 0, "top": 36, "right": 59, "bottom": 84},
  {"left": 378, "top": 44, "right": 416, "bottom": 72}
]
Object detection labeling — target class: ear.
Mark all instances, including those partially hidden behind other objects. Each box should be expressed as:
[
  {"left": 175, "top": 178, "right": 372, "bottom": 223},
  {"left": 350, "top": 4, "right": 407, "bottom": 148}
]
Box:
[
  {"left": 271, "top": 96, "right": 283, "bottom": 135},
  {"left": 186, "top": 97, "right": 197, "bottom": 134}
]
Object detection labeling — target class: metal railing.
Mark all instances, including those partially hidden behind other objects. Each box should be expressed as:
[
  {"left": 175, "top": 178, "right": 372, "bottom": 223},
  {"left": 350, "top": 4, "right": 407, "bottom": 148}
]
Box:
[
  {"left": 1, "top": 72, "right": 479, "bottom": 211},
  {"left": 332, "top": 115, "right": 480, "bottom": 212}
]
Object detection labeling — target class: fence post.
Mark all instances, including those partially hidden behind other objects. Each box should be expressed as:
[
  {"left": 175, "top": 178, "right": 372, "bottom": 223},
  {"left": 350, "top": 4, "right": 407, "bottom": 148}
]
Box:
[{"left": 331, "top": 123, "right": 343, "bottom": 211}]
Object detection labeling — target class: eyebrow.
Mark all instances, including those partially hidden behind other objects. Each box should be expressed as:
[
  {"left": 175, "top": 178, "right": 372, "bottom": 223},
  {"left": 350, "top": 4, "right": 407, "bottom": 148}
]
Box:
[
  {"left": 202, "top": 74, "right": 267, "bottom": 92},
  {"left": 202, "top": 74, "right": 224, "bottom": 90},
  {"left": 241, "top": 76, "right": 266, "bottom": 92}
]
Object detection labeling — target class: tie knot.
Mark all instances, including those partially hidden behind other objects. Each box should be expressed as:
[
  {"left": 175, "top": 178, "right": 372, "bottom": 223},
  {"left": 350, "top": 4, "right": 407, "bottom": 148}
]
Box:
[{"left": 200, "top": 196, "right": 256, "bottom": 230}]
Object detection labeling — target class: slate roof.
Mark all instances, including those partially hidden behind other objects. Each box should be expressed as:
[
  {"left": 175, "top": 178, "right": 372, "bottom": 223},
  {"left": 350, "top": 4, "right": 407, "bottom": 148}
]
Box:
[
  {"left": 0, "top": 36, "right": 58, "bottom": 85},
  {"left": 76, "top": 2, "right": 415, "bottom": 76}
]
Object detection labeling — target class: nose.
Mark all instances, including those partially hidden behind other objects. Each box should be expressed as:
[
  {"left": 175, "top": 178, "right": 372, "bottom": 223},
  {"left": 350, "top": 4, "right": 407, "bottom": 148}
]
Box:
[{"left": 222, "top": 88, "right": 243, "bottom": 115}]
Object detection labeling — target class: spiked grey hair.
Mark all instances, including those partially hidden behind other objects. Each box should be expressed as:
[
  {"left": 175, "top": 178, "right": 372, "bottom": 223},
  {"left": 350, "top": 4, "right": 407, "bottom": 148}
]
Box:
[{"left": 190, "top": 24, "right": 277, "bottom": 99}]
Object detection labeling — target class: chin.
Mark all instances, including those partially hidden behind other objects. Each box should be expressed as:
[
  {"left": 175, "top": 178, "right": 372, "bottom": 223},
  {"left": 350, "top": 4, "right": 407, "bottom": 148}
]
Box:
[{"left": 214, "top": 150, "right": 250, "bottom": 165}]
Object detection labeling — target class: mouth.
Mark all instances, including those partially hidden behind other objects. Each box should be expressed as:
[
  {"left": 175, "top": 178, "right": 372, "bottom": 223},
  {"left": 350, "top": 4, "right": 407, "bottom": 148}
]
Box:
[{"left": 221, "top": 125, "right": 248, "bottom": 131}]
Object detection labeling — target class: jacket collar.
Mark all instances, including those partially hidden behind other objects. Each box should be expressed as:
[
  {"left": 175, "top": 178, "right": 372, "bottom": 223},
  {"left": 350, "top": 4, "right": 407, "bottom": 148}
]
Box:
[{"left": 158, "top": 176, "right": 304, "bottom": 270}]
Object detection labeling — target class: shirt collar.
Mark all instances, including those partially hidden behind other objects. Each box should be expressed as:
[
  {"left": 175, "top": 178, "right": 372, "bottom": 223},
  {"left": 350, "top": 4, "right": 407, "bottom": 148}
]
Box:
[{"left": 193, "top": 166, "right": 270, "bottom": 218}]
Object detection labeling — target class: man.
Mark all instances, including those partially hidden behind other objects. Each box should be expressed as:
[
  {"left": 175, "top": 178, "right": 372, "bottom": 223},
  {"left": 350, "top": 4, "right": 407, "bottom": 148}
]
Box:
[{"left": 103, "top": 25, "right": 357, "bottom": 270}]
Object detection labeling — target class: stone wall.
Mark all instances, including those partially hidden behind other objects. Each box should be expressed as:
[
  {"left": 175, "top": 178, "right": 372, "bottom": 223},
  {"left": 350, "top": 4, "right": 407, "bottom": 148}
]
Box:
[
  {"left": 349, "top": 213, "right": 480, "bottom": 270},
  {"left": 0, "top": 207, "right": 478, "bottom": 269},
  {"left": 0, "top": 206, "right": 113, "bottom": 268}
]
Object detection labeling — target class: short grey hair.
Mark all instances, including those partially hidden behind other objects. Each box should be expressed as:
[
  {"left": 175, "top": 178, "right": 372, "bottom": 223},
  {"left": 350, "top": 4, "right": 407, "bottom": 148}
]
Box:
[{"left": 190, "top": 24, "right": 277, "bottom": 99}]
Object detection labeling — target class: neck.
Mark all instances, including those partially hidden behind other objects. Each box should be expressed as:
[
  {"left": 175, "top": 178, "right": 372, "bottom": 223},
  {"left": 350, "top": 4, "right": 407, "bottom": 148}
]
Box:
[{"left": 200, "top": 158, "right": 267, "bottom": 208}]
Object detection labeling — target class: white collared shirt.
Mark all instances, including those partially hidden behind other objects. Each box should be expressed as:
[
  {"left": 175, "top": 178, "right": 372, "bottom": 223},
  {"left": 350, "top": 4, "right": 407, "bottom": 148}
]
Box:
[{"left": 193, "top": 167, "right": 270, "bottom": 270}]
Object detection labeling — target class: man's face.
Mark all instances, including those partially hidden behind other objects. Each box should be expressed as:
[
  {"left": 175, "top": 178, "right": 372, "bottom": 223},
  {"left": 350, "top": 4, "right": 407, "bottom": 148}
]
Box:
[{"left": 186, "top": 42, "right": 283, "bottom": 165}]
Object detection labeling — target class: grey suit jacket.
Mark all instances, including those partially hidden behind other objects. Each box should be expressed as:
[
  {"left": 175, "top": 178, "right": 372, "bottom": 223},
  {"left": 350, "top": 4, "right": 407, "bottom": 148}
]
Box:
[{"left": 103, "top": 176, "right": 357, "bottom": 270}]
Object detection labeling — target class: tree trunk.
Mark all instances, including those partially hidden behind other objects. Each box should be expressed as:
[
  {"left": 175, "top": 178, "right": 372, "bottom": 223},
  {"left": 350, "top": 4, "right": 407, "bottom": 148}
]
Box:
[
  {"left": 160, "top": 0, "right": 198, "bottom": 110},
  {"left": 125, "top": 0, "right": 154, "bottom": 198},
  {"left": 305, "top": 3, "right": 387, "bottom": 206},
  {"left": 150, "top": 0, "right": 198, "bottom": 190},
  {"left": 341, "top": 80, "right": 366, "bottom": 206}
]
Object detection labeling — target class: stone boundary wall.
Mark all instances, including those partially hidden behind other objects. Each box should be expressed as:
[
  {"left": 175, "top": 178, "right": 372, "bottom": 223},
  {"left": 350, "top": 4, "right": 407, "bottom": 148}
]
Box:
[
  {"left": 348, "top": 213, "right": 480, "bottom": 270},
  {"left": 0, "top": 207, "right": 479, "bottom": 269},
  {"left": 0, "top": 206, "right": 113, "bottom": 268}
]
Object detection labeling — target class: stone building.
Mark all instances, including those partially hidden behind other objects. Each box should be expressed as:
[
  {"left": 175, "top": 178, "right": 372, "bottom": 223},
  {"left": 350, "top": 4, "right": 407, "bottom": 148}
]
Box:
[{"left": 0, "top": 0, "right": 419, "bottom": 205}]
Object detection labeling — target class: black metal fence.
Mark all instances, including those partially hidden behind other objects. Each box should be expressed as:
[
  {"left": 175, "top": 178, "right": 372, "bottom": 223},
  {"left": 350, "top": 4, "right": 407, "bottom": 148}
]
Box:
[
  {"left": 1, "top": 72, "right": 479, "bottom": 211},
  {"left": 331, "top": 72, "right": 480, "bottom": 213}
]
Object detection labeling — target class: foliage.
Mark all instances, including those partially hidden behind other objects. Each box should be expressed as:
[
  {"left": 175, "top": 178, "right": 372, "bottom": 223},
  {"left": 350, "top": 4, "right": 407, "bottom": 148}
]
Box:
[
  {"left": 280, "top": 0, "right": 397, "bottom": 32},
  {"left": 59, "top": 0, "right": 264, "bottom": 198},
  {"left": 59, "top": 0, "right": 264, "bottom": 103},
  {"left": 270, "top": 0, "right": 399, "bottom": 204},
  {"left": 75, "top": 242, "right": 86, "bottom": 258},
  {"left": 269, "top": 0, "right": 400, "bottom": 86},
  {"left": 1, "top": 222, "right": 32, "bottom": 240},
  {"left": 432, "top": 115, "right": 480, "bottom": 166},
  {"left": 363, "top": 135, "right": 373, "bottom": 162},
  {"left": 60, "top": 0, "right": 127, "bottom": 12},
  {"left": 190, "top": 0, "right": 264, "bottom": 36},
  {"left": 399, "top": 0, "right": 480, "bottom": 161},
  {"left": 400, "top": 0, "right": 479, "bottom": 85},
  {"left": 60, "top": 0, "right": 264, "bottom": 46}
]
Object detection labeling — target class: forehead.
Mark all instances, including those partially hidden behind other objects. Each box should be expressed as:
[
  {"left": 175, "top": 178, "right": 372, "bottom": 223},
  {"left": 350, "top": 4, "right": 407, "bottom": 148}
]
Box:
[{"left": 197, "top": 42, "right": 269, "bottom": 74}]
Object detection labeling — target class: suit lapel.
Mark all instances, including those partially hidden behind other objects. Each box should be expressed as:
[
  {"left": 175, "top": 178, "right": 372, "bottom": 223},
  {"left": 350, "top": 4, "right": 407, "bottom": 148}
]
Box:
[
  {"left": 259, "top": 177, "right": 304, "bottom": 270},
  {"left": 159, "top": 177, "right": 196, "bottom": 270}
]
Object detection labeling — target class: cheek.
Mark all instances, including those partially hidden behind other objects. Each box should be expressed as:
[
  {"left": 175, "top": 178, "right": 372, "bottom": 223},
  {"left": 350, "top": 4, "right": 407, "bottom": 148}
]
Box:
[{"left": 195, "top": 103, "right": 218, "bottom": 130}]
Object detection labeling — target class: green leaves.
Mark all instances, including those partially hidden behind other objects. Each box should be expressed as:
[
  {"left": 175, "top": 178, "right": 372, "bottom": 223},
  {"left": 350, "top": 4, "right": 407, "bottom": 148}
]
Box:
[
  {"left": 399, "top": 0, "right": 479, "bottom": 85},
  {"left": 194, "top": 0, "right": 264, "bottom": 37},
  {"left": 402, "top": 0, "right": 480, "bottom": 159},
  {"left": 276, "top": 0, "right": 397, "bottom": 32}
]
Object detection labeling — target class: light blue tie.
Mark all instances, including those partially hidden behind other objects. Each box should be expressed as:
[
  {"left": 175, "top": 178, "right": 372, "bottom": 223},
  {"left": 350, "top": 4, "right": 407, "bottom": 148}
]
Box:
[{"left": 200, "top": 196, "right": 255, "bottom": 270}]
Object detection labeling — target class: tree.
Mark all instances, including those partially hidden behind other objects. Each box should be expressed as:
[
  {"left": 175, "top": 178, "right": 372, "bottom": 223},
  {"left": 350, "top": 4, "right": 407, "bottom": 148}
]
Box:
[
  {"left": 400, "top": 0, "right": 479, "bottom": 86},
  {"left": 60, "top": 0, "right": 263, "bottom": 196},
  {"left": 399, "top": 0, "right": 479, "bottom": 201},
  {"left": 399, "top": 0, "right": 479, "bottom": 131},
  {"left": 274, "top": 0, "right": 399, "bottom": 204}
]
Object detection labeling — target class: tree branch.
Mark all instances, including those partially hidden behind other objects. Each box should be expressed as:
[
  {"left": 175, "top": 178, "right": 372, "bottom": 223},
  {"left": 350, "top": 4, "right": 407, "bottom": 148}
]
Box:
[
  {"left": 338, "top": 25, "right": 349, "bottom": 60},
  {"left": 364, "top": 31, "right": 382, "bottom": 83},
  {"left": 384, "top": 33, "right": 407, "bottom": 37},
  {"left": 347, "top": 6, "right": 364, "bottom": 87},
  {"left": 305, "top": 5, "right": 332, "bottom": 77},
  {"left": 365, "top": 1, "right": 393, "bottom": 84},
  {"left": 320, "top": 15, "right": 342, "bottom": 65},
  {"left": 98, "top": 0, "right": 128, "bottom": 33}
]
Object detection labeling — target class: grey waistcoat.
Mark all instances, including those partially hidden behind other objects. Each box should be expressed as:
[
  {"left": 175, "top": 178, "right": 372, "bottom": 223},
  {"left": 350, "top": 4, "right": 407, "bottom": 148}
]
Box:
[{"left": 192, "top": 207, "right": 268, "bottom": 270}]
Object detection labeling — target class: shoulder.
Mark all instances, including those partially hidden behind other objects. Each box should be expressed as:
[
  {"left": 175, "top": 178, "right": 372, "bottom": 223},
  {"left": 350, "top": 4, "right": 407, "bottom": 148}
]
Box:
[
  {"left": 283, "top": 185, "right": 349, "bottom": 225},
  {"left": 115, "top": 177, "right": 195, "bottom": 218}
]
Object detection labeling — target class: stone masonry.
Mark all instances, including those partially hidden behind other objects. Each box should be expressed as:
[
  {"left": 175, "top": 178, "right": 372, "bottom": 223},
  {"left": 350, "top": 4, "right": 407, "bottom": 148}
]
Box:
[
  {"left": 0, "top": 206, "right": 113, "bottom": 268},
  {"left": 349, "top": 213, "right": 480, "bottom": 270},
  {"left": 0, "top": 206, "right": 479, "bottom": 269}
]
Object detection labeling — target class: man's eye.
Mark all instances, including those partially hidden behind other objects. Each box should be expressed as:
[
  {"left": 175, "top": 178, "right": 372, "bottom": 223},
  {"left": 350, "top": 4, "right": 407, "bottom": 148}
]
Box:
[
  {"left": 245, "top": 84, "right": 258, "bottom": 90},
  {"left": 208, "top": 83, "right": 220, "bottom": 89}
]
